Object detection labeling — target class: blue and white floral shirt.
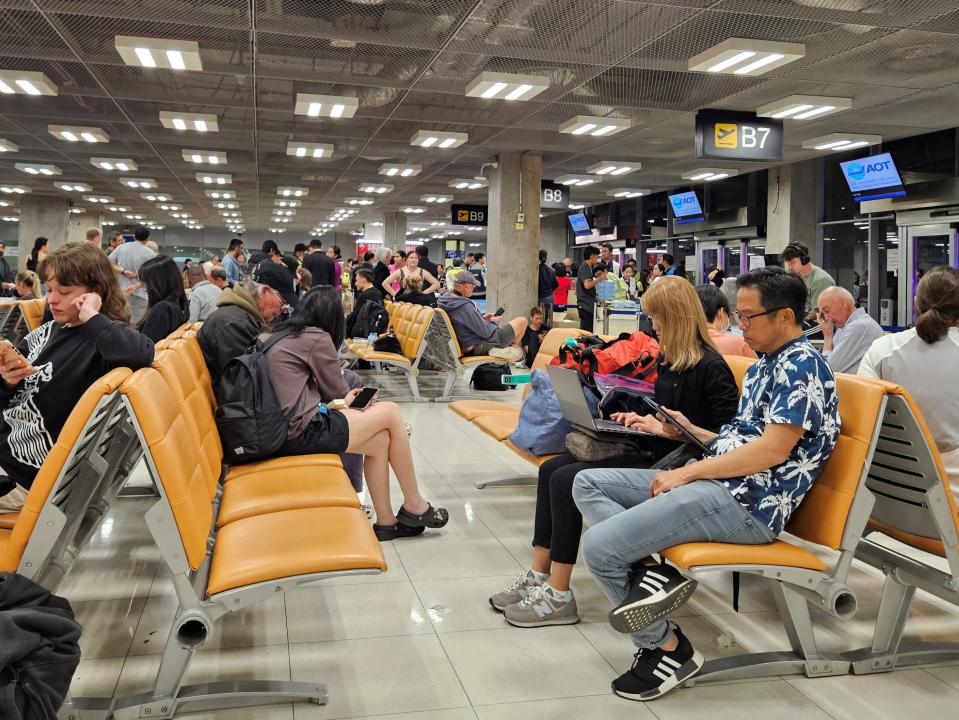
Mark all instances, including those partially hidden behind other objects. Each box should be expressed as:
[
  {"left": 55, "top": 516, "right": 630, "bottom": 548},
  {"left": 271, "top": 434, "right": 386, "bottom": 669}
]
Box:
[{"left": 711, "top": 337, "right": 840, "bottom": 535}]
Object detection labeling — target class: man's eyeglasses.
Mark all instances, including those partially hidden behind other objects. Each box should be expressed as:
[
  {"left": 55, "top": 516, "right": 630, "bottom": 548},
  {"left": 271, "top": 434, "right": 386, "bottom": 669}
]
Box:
[{"left": 732, "top": 307, "right": 787, "bottom": 329}]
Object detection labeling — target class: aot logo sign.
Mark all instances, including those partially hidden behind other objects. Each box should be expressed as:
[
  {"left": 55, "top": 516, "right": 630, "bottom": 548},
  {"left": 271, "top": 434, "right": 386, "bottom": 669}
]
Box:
[
  {"left": 669, "top": 191, "right": 703, "bottom": 218},
  {"left": 695, "top": 110, "right": 783, "bottom": 162},
  {"left": 840, "top": 153, "right": 902, "bottom": 193}
]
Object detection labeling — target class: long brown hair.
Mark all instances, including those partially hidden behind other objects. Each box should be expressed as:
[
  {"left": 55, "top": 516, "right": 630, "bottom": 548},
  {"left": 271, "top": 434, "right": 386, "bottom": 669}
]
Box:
[
  {"left": 915, "top": 266, "right": 959, "bottom": 344},
  {"left": 641, "top": 276, "right": 718, "bottom": 371},
  {"left": 39, "top": 242, "right": 130, "bottom": 323}
]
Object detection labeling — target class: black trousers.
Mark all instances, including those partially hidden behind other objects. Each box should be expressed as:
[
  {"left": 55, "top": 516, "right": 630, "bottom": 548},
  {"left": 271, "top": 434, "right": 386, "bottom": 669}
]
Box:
[
  {"left": 532, "top": 451, "right": 654, "bottom": 565},
  {"left": 578, "top": 308, "right": 594, "bottom": 332}
]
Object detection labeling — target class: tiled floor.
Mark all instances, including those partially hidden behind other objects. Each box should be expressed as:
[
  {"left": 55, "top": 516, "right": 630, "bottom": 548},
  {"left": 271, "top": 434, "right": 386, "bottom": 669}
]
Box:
[{"left": 64, "top": 380, "right": 959, "bottom": 719}]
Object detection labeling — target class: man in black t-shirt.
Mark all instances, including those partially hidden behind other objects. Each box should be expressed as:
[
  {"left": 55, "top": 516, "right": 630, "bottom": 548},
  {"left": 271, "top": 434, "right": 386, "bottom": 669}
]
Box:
[
  {"left": 302, "top": 239, "right": 336, "bottom": 287},
  {"left": 576, "top": 245, "right": 606, "bottom": 332}
]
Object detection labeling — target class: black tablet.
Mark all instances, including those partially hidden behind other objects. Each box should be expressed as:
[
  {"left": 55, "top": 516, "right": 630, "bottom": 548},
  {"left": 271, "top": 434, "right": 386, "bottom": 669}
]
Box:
[{"left": 642, "top": 396, "right": 716, "bottom": 457}]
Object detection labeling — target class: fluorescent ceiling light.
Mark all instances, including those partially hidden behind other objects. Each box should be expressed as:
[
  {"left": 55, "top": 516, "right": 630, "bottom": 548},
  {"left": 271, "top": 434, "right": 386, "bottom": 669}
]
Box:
[
  {"left": 607, "top": 188, "right": 650, "bottom": 198},
  {"left": 91, "top": 158, "right": 138, "bottom": 172},
  {"left": 16, "top": 163, "right": 61, "bottom": 176},
  {"left": 159, "top": 111, "right": 219, "bottom": 132},
  {"left": 106, "top": 206, "right": 128, "bottom": 212},
  {"left": 204, "top": 190, "right": 235, "bottom": 199},
  {"left": 681, "top": 168, "right": 740, "bottom": 181},
  {"left": 115, "top": 36, "right": 203, "bottom": 71},
  {"left": 555, "top": 174, "right": 600, "bottom": 187},
  {"left": 294, "top": 93, "right": 359, "bottom": 119},
  {"left": 82, "top": 195, "right": 114, "bottom": 203},
  {"left": 420, "top": 194, "right": 452, "bottom": 203},
  {"left": 358, "top": 184, "right": 393, "bottom": 194},
  {"left": 0, "top": 139, "right": 18, "bottom": 153},
  {"left": 55, "top": 182, "right": 92, "bottom": 192},
  {"left": 465, "top": 72, "right": 549, "bottom": 101},
  {"left": 286, "top": 141, "right": 334, "bottom": 159},
  {"left": 277, "top": 186, "right": 308, "bottom": 197},
  {"left": 274, "top": 199, "right": 300, "bottom": 207},
  {"left": 568, "top": 203, "right": 585, "bottom": 210},
  {"left": 159, "top": 204, "right": 182, "bottom": 211},
  {"left": 196, "top": 173, "right": 232, "bottom": 185},
  {"left": 0, "top": 70, "right": 58, "bottom": 96},
  {"left": 559, "top": 115, "right": 631, "bottom": 137},
  {"left": 213, "top": 202, "right": 237, "bottom": 209},
  {"left": 757, "top": 95, "right": 851, "bottom": 121},
  {"left": 403, "top": 206, "right": 426, "bottom": 214},
  {"left": 140, "top": 193, "right": 172, "bottom": 202},
  {"left": 182, "top": 150, "right": 227, "bottom": 165},
  {"left": 801, "top": 133, "right": 882, "bottom": 151},
  {"left": 587, "top": 161, "right": 642, "bottom": 176},
  {"left": 688, "top": 38, "right": 805, "bottom": 76},
  {"left": 269, "top": 228, "right": 287, "bottom": 234},
  {"left": 410, "top": 129, "right": 468, "bottom": 149},
  {"left": 379, "top": 163, "right": 422, "bottom": 178},
  {"left": 49, "top": 125, "right": 109, "bottom": 143},
  {"left": 345, "top": 197, "right": 375, "bottom": 205},
  {"left": 448, "top": 179, "right": 487, "bottom": 190},
  {"left": 120, "top": 177, "right": 159, "bottom": 189}
]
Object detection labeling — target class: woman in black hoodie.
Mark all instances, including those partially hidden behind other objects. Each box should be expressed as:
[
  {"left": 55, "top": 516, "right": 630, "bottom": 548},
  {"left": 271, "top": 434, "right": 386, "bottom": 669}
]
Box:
[
  {"left": 0, "top": 243, "right": 154, "bottom": 512},
  {"left": 138, "top": 255, "right": 189, "bottom": 342}
]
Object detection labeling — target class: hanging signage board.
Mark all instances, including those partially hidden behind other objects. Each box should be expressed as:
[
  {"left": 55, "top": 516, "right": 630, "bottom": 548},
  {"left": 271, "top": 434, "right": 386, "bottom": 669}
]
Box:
[
  {"left": 540, "top": 180, "right": 569, "bottom": 209},
  {"left": 695, "top": 109, "right": 783, "bottom": 162},
  {"left": 451, "top": 204, "right": 488, "bottom": 226}
]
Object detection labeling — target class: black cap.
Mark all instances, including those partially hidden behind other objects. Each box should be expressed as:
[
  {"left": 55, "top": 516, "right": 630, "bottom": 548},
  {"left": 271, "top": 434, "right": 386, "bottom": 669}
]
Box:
[{"left": 252, "top": 261, "right": 299, "bottom": 308}]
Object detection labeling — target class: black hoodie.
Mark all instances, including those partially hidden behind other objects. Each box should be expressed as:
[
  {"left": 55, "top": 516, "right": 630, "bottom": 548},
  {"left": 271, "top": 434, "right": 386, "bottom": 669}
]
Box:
[{"left": 0, "top": 314, "right": 154, "bottom": 495}]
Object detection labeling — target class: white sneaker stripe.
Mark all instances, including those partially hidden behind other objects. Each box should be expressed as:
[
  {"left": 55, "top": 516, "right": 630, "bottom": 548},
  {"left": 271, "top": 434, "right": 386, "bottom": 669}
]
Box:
[
  {"left": 651, "top": 667, "right": 672, "bottom": 681},
  {"left": 661, "top": 655, "right": 682, "bottom": 669},
  {"left": 638, "top": 578, "right": 664, "bottom": 592},
  {"left": 645, "top": 570, "right": 670, "bottom": 583}
]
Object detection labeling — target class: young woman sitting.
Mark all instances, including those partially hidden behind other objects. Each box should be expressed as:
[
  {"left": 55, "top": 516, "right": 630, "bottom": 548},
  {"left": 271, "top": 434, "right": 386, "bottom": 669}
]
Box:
[
  {"left": 488, "top": 276, "right": 740, "bottom": 627},
  {"left": 138, "top": 255, "right": 190, "bottom": 342},
  {"left": 395, "top": 274, "right": 437, "bottom": 307},
  {"left": 696, "top": 283, "right": 757, "bottom": 359},
  {"left": 260, "top": 286, "right": 449, "bottom": 541}
]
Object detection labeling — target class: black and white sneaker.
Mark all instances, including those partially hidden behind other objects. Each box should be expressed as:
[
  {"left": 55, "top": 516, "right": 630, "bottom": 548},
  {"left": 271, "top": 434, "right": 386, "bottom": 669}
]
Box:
[
  {"left": 609, "top": 562, "right": 697, "bottom": 634},
  {"left": 612, "top": 627, "right": 704, "bottom": 701}
]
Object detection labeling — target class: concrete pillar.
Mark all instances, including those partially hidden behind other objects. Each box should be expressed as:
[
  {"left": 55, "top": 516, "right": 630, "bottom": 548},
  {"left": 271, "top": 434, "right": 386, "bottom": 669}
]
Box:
[
  {"left": 66, "top": 210, "right": 102, "bottom": 246},
  {"left": 382, "top": 211, "right": 407, "bottom": 252},
  {"left": 18, "top": 195, "right": 70, "bottom": 268},
  {"left": 487, "top": 151, "right": 541, "bottom": 317},
  {"left": 766, "top": 160, "right": 816, "bottom": 258}
]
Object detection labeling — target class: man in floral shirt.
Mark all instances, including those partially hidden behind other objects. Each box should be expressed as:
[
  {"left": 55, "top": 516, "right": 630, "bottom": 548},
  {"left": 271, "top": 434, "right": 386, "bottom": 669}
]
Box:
[{"left": 571, "top": 266, "right": 839, "bottom": 702}]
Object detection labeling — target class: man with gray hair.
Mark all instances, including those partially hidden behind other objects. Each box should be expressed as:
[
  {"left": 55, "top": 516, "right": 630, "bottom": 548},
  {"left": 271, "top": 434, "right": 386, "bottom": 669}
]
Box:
[
  {"left": 437, "top": 270, "right": 527, "bottom": 363},
  {"left": 187, "top": 264, "right": 222, "bottom": 323},
  {"left": 817, "top": 285, "right": 884, "bottom": 374}
]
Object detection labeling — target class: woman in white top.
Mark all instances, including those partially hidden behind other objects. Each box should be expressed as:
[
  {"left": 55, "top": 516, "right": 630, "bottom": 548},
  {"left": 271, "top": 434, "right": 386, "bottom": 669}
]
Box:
[
  {"left": 382, "top": 251, "right": 441, "bottom": 300},
  {"left": 859, "top": 266, "right": 959, "bottom": 499}
]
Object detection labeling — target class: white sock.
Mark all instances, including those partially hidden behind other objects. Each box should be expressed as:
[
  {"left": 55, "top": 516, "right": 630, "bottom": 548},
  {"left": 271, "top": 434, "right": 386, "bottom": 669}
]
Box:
[
  {"left": 546, "top": 583, "right": 573, "bottom": 600},
  {"left": 530, "top": 569, "right": 549, "bottom": 583}
]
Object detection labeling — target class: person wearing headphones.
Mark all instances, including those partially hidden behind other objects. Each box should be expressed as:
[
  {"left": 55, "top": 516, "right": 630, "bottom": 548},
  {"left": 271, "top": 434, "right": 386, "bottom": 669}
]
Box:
[{"left": 781, "top": 243, "right": 834, "bottom": 320}]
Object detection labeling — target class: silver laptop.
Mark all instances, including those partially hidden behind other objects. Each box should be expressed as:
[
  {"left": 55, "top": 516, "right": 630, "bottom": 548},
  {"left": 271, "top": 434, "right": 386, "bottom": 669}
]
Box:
[{"left": 547, "top": 365, "right": 652, "bottom": 437}]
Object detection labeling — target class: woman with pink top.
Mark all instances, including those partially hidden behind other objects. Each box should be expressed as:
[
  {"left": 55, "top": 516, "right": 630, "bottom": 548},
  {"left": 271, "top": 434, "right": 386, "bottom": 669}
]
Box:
[{"left": 696, "top": 283, "right": 758, "bottom": 359}]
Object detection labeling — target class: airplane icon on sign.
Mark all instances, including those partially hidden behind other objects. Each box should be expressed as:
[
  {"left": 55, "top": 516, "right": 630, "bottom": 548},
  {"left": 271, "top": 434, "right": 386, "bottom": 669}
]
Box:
[{"left": 717, "top": 127, "right": 736, "bottom": 140}]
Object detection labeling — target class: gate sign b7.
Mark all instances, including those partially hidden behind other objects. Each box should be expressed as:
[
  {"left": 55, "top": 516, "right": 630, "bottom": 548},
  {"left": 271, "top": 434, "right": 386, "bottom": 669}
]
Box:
[
  {"left": 695, "top": 109, "right": 783, "bottom": 162},
  {"left": 451, "top": 204, "right": 488, "bottom": 226}
]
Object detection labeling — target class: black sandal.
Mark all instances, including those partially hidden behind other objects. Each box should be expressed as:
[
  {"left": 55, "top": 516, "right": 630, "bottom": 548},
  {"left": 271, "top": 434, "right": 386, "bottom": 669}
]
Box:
[
  {"left": 397, "top": 503, "right": 449, "bottom": 529},
  {"left": 373, "top": 523, "right": 425, "bottom": 541}
]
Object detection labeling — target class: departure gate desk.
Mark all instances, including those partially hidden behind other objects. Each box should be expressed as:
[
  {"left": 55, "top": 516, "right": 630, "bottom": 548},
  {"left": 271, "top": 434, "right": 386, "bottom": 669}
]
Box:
[{"left": 595, "top": 302, "right": 649, "bottom": 336}]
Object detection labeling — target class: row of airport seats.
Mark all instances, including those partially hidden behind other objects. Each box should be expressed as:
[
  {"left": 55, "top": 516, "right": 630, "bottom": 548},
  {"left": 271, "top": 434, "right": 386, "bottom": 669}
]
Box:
[
  {"left": 0, "top": 296, "right": 47, "bottom": 344},
  {"left": 344, "top": 301, "right": 511, "bottom": 401},
  {"left": 1, "top": 321, "right": 388, "bottom": 719},
  {"left": 450, "top": 342, "right": 959, "bottom": 685}
]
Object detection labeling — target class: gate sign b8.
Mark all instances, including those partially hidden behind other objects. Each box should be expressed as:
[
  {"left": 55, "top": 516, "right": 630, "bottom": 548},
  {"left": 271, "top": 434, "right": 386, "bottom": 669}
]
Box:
[
  {"left": 540, "top": 180, "right": 569, "bottom": 209},
  {"left": 695, "top": 109, "right": 783, "bottom": 162},
  {"left": 451, "top": 203, "right": 488, "bottom": 226}
]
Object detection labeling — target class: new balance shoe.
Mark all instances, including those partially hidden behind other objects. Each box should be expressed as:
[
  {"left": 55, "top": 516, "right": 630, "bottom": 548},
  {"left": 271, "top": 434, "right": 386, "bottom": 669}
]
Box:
[
  {"left": 489, "top": 346, "right": 525, "bottom": 363},
  {"left": 503, "top": 584, "right": 579, "bottom": 628},
  {"left": 489, "top": 570, "right": 544, "bottom": 612},
  {"left": 608, "top": 562, "right": 697, "bottom": 634},
  {"left": 612, "top": 626, "right": 703, "bottom": 701}
]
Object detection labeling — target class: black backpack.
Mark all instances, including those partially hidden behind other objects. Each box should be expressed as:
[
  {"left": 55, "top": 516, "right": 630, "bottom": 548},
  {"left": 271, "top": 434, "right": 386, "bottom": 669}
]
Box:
[
  {"left": 347, "top": 299, "right": 389, "bottom": 339},
  {"left": 214, "top": 330, "right": 294, "bottom": 464},
  {"left": 470, "top": 363, "right": 515, "bottom": 391}
]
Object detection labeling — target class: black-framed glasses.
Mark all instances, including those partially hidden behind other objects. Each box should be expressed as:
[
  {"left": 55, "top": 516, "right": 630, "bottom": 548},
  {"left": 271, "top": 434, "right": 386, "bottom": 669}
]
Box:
[{"left": 732, "top": 307, "right": 788, "bottom": 329}]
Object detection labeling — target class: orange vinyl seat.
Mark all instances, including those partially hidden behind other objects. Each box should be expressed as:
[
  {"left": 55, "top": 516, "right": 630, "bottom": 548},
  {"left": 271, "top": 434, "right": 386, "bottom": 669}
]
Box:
[{"left": 19, "top": 297, "right": 46, "bottom": 331}]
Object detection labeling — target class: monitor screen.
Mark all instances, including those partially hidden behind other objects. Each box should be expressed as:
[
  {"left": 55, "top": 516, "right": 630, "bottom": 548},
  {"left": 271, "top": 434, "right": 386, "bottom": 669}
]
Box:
[
  {"left": 840, "top": 152, "right": 906, "bottom": 202},
  {"left": 567, "top": 212, "right": 592, "bottom": 237},
  {"left": 668, "top": 191, "right": 705, "bottom": 224}
]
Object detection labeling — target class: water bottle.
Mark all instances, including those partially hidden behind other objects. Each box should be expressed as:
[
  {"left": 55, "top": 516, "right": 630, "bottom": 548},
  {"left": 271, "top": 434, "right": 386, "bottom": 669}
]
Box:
[
  {"left": 367, "top": 331, "right": 377, "bottom": 346},
  {"left": 564, "top": 337, "right": 579, "bottom": 348}
]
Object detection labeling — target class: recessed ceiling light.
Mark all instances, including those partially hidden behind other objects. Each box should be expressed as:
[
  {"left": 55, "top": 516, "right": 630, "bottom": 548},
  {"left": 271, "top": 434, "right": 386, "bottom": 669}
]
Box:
[
  {"left": 196, "top": 172, "right": 231, "bottom": 185},
  {"left": 345, "top": 197, "right": 375, "bottom": 206},
  {"left": 269, "top": 228, "right": 287, "bottom": 234},
  {"left": 587, "top": 161, "right": 642, "bottom": 176},
  {"left": 568, "top": 203, "right": 585, "bottom": 210},
  {"left": 91, "top": 158, "right": 138, "bottom": 172},
  {"left": 0, "top": 139, "right": 18, "bottom": 153},
  {"left": 403, "top": 206, "right": 426, "bottom": 214},
  {"left": 379, "top": 163, "right": 422, "bottom": 177},
  {"left": 115, "top": 36, "right": 203, "bottom": 71},
  {"left": 158, "top": 204, "right": 182, "bottom": 211},
  {"left": 410, "top": 130, "right": 468, "bottom": 148},
  {"left": 607, "top": 188, "right": 650, "bottom": 198},
  {"left": 273, "top": 199, "right": 300, "bottom": 207},
  {"left": 182, "top": 149, "right": 227, "bottom": 165},
  {"left": 82, "top": 195, "right": 114, "bottom": 204},
  {"left": 555, "top": 174, "right": 600, "bottom": 187},
  {"left": 286, "top": 141, "right": 334, "bottom": 159},
  {"left": 358, "top": 183, "right": 394, "bottom": 194},
  {"left": 106, "top": 205, "right": 129, "bottom": 212},
  {"left": 0, "top": 185, "right": 29, "bottom": 194},
  {"left": 15, "top": 162, "right": 62, "bottom": 176},
  {"left": 140, "top": 193, "right": 172, "bottom": 202},
  {"left": 120, "top": 177, "right": 159, "bottom": 189},
  {"left": 681, "top": 168, "right": 740, "bottom": 181},
  {"left": 294, "top": 93, "right": 359, "bottom": 119},
  {"left": 689, "top": 38, "right": 805, "bottom": 76},
  {"left": 420, "top": 194, "right": 452, "bottom": 203},
  {"left": 277, "top": 186, "right": 308, "bottom": 197},
  {"left": 204, "top": 189, "right": 236, "bottom": 200},
  {"left": 54, "top": 182, "right": 93, "bottom": 192},
  {"left": 49, "top": 125, "right": 109, "bottom": 143},
  {"left": 213, "top": 202, "right": 238, "bottom": 209},
  {"left": 801, "top": 132, "right": 882, "bottom": 151},
  {"left": 158, "top": 111, "right": 218, "bottom": 132},
  {"left": 464, "top": 72, "right": 549, "bottom": 101},
  {"left": 273, "top": 209, "right": 294, "bottom": 217},
  {"left": 757, "top": 95, "right": 852, "bottom": 120},
  {"left": 448, "top": 178, "right": 488, "bottom": 190},
  {"left": 559, "top": 116, "right": 631, "bottom": 137},
  {"left": 0, "top": 70, "right": 58, "bottom": 96}
]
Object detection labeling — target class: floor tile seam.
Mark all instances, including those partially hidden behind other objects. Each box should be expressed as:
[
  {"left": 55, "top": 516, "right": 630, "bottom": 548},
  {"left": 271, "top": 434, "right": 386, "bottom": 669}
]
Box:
[
  {"left": 102, "top": 559, "right": 165, "bottom": 667},
  {"left": 780, "top": 673, "right": 864, "bottom": 719}
]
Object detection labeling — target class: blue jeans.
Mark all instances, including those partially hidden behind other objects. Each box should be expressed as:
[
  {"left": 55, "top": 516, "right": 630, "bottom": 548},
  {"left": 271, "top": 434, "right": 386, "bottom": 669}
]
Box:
[{"left": 573, "top": 468, "right": 775, "bottom": 649}]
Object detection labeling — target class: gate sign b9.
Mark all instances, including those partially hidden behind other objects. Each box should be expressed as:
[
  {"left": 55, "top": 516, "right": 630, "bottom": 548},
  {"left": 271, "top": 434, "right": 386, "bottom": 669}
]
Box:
[
  {"left": 695, "top": 109, "right": 783, "bottom": 162},
  {"left": 451, "top": 203, "right": 488, "bottom": 226}
]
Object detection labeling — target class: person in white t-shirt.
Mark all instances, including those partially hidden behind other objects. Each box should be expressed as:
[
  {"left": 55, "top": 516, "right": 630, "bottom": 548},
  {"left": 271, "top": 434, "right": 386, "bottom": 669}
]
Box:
[{"left": 859, "top": 266, "right": 959, "bottom": 499}]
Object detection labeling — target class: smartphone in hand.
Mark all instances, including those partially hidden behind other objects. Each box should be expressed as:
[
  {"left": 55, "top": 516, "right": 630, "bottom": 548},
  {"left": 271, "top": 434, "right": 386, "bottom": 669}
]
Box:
[{"left": 348, "top": 387, "right": 379, "bottom": 410}]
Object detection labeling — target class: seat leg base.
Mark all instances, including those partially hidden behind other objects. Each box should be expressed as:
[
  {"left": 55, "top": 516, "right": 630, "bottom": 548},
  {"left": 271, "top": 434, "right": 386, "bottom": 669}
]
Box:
[
  {"left": 684, "top": 651, "right": 849, "bottom": 687},
  {"left": 846, "top": 641, "right": 959, "bottom": 675},
  {"left": 91, "top": 680, "right": 328, "bottom": 720},
  {"left": 475, "top": 474, "right": 537, "bottom": 489}
]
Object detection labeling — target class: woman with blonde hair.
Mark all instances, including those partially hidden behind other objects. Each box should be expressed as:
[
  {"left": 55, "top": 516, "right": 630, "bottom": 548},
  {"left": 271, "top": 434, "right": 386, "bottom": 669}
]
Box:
[
  {"left": 488, "top": 276, "right": 740, "bottom": 628},
  {"left": 395, "top": 273, "right": 437, "bottom": 307},
  {"left": 14, "top": 270, "right": 40, "bottom": 300}
]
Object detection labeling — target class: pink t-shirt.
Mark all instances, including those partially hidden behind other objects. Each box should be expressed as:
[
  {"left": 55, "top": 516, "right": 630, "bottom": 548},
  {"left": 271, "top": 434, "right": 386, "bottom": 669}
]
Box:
[{"left": 708, "top": 327, "right": 758, "bottom": 359}]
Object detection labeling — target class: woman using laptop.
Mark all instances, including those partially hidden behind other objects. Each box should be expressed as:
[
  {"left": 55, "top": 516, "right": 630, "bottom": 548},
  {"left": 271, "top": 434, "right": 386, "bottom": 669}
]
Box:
[{"left": 488, "top": 276, "right": 740, "bottom": 628}]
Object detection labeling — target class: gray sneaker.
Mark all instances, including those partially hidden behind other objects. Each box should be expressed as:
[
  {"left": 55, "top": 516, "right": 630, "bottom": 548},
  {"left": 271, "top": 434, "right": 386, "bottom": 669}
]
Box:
[
  {"left": 503, "top": 584, "right": 580, "bottom": 627},
  {"left": 489, "top": 570, "right": 543, "bottom": 612}
]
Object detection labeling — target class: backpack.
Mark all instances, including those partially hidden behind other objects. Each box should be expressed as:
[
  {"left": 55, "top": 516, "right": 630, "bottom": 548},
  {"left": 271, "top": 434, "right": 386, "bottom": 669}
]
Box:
[
  {"left": 550, "top": 332, "right": 659, "bottom": 391},
  {"left": 214, "top": 330, "right": 294, "bottom": 464},
  {"left": 347, "top": 298, "right": 389, "bottom": 339},
  {"left": 508, "top": 369, "right": 569, "bottom": 455},
  {"left": 471, "top": 363, "right": 514, "bottom": 391}
]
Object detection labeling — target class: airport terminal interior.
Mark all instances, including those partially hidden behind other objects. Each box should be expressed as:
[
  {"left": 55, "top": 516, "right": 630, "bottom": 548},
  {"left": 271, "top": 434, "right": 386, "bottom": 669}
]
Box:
[{"left": 2, "top": 1, "right": 959, "bottom": 719}]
